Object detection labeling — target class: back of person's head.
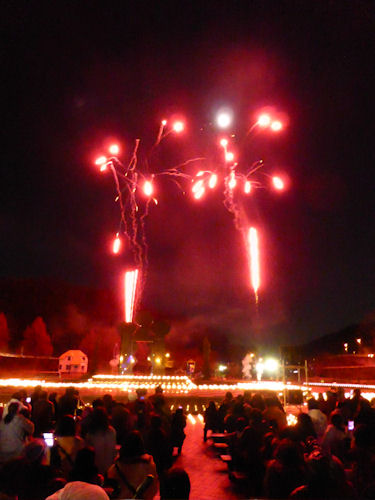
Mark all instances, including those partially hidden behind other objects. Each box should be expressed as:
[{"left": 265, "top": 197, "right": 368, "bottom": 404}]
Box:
[
  {"left": 5, "top": 402, "right": 19, "bottom": 424},
  {"left": 119, "top": 430, "right": 145, "bottom": 460},
  {"left": 39, "top": 390, "right": 48, "bottom": 400},
  {"left": 92, "top": 398, "right": 104, "bottom": 409},
  {"left": 307, "top": 397, "right": 319, "bottom": 411},
  {"left": 70, "top": 447, "right": 99, "bottom": 483},
  {"left": 88, "top": 407, "right": 109, "bottom": 434},
  {"left": 66, "top": 386, "right": 75, "bottom": 396},
  {"left": 249, "top": 408, "right": 263, "bottom": 425},
  {"left": 161, "top": 467, "right": 190, "bottom": 499},
  {"left": 330, "top": 410, "right": 344, "bottom": 429},
  {"left": 354, "top": 423, "right": 374, "bottom": 449},
  {"left": 236, "top": 417, "right": 247, "bottom": 432},
  {"left": 251, "top": 393, "right": 265, "bottom": 411},
  {"left": 23, "top": 438, "right": 47, "bottom": 464},
  {"left": 225, "top": 391, "right": 233, "bottom": 401},
  {"left": 150, "top": 414, "right": 162, "bottom": 429},
  {"left": 102, "top": 394, "right": 113, "bottom": 407},
  {"left": 275, "top": 439, "right": 303, "bottom": 467},
  {"left": 56, "top": 414, "right": 76, "bottom": 436},
  {"left": 74, "top": 446, "right": 97, "bottom": 470},
  {"left": 208, "top": 400, "right": 216, "bottom": 410},
  {"left": 47, "top": 481, "right": 109, "bottom": 499}
]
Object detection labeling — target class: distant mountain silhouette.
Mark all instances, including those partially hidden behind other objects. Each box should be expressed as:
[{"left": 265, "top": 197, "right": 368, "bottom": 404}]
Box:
[{"left": 283, "top": 322, "right": 375, "bottom": 362}]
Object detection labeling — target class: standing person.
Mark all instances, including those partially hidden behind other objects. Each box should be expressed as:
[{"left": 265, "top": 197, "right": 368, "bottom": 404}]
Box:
[
  {"left": 321, "top": 410, "right": 347, "bottom": 461},
  {"left": 2, "top": 390, "right": 30, "bottom": 420},
  {"left": 57, "top": 387, "right": 78, "bottom": 419},
  {"left": 32, "top": 390, "right": 55, "bottom": 437},
  {"left": 107, "top": 431, "right": 158, "bottom": 500},
  {"left": 170, "top": 408, "right": 186, "bottom": 455},
  {"left": 0, "top": 402, "right": 34, "bottom": 463},
  {"left": 307, "top": 398, "right": 327, "bottom": 441},
  {"left": 51, "top": 415, "right": 84, "bottom": 479},
  {"left": 85, "top": 407, "right": 117, "bottom": 475},
  {"left": 203, "top": 401, "right": 219, "bottom": 441}
]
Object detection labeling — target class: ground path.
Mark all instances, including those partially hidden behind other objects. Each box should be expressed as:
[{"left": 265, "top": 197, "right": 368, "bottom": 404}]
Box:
[{"left": 167, "top": 416, "right": 248, "bottom": 500}]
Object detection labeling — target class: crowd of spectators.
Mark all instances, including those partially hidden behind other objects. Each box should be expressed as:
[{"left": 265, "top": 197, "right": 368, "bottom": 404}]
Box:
[
  {"left": 0, "top": 386, "right": 189, "bottom": 500},
  {"left": 1, "top": 384, "right": 375, "bottom": 498},
  {"left": 203, "top": 388, "right": 375, "bottom": 498}
]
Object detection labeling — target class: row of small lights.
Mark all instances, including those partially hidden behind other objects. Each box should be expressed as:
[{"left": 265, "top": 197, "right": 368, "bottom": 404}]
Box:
[{"left": 92, "top": 374, "right": 189, "bottom": 380}]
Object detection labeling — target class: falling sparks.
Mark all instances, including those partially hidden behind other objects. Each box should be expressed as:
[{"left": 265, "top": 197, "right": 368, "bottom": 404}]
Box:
[
  {"left": 208, "top": 173, "right": 218, "bottom": 189},
  {"left": 124, "top": 269, "right": 139, "bottom": 323},
  {"left": 248, "top": 227, "right": 260, "bottom": 304},
  {"left": 93, "top": 108, "right": 288, "bottom": 308},
  {"left": 113, "top": 234, "right": 121, "bottom": 254}
]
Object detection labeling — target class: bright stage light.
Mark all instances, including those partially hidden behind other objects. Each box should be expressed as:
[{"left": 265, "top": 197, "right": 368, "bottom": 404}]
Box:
[
  {"left": 264, "top": 358, "right": 279, "bottom": 373},
  {"left": 216, "top": 111, "right": 232, "bottom": 129},
  {"left": 108, "top": 144, "right": 120, "bottom": 155}
]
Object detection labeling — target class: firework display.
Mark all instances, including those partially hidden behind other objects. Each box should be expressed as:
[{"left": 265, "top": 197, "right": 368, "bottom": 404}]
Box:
[{"left": 94, "top": 110, "right": 287, "bottom": 309}]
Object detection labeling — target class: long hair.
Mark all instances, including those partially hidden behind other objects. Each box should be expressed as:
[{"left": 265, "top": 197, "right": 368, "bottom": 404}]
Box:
[{"left": 4, "top": 402, "right": 19, "bottom": 424}]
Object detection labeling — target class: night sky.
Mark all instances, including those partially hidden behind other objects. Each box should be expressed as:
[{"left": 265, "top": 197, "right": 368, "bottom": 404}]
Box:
[{"left": 2, "top": 1, "right": 375, "bottom": 349}]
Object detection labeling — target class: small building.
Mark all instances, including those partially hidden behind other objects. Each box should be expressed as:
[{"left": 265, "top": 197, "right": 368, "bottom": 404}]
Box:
[{"left": 59, "top": 350, "right": 88, "bottom": 379}]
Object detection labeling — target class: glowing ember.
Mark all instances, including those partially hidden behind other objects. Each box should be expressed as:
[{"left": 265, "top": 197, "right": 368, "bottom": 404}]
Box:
[
  {"left": 161, "top": 119, "right": 167, "bottom": 126},
  {"left": 225, "top": 151, "right": 234, "bottom": 163},
  {"left": 244, "top": 180, "right": 251, "bottom": 194},
  {"left": 257, "top": 114, "right": 272, "bottom": 128},
  {"left": 172, "top": 121, "right": 184, "bottom": 133},
  {"left": 112, "top": 235, "right": 121, "bottom": 254},
  {"left": 248, "top": 227, "right": 260, "bottom": 301},
  {"left": 271, "top": 120, "right": 283, "bottom": 132},
  {"left": 220, "top": 138, "right": 228, "bottom": 148},
  {"left": 272, "top": 176, "right": 284, "bottom": 190},
  {"left": 95, "top": 156, "right": 107, "bottom": 166},
  {"left": 208, "top": 174, "right": 218, "bottom": 189},
  {"left": 108, "top": 144, "right": 120, "bottom": 155},
  {"left": 228, "top": 171, "right": 236, "bottom": 189},
  {"left": 143, "top": 180, "right": 153, "bottom": 196},
  {"left": 192, "top": 179, "right": 204, "bottom": 193},
  {"left": 216, "top": 111, "right": 232, "bottom": 129},
  {"left": 124, "top": 269, "right": 139, "bottom": 323}
]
